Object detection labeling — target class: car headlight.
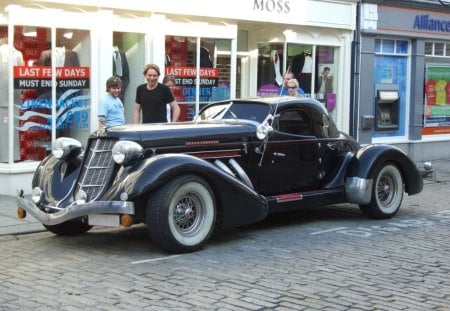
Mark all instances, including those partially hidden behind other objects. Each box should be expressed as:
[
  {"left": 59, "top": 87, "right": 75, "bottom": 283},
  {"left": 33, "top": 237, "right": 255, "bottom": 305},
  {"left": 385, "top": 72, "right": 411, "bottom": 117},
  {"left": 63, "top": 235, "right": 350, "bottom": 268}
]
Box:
[
  {"left": 52, "top": 137, "right": 82, "bottom": 160},
  {"left": 31, "top": 187, "right": 44, "bottom": 204},
  {"left": 112, "top": 141, "right": 144, "bottom": 165}
]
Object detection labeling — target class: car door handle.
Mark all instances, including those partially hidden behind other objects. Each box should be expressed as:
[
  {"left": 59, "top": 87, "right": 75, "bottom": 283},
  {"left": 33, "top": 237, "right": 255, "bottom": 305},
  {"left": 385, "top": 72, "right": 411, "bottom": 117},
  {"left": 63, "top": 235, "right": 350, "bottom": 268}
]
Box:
[
  {"left": 327, "top": 142, "right": 338, "bottom": 150},
  {"left": 273, "top": 152, "right": 285, "bottom": 157}
]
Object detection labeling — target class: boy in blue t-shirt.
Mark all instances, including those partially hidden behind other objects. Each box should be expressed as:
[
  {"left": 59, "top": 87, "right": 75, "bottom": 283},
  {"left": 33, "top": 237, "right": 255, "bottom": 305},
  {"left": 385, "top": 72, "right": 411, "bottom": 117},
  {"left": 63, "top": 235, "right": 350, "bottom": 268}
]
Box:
[{"left": 98, "top": 76, "right": 125, "bottom": 128}]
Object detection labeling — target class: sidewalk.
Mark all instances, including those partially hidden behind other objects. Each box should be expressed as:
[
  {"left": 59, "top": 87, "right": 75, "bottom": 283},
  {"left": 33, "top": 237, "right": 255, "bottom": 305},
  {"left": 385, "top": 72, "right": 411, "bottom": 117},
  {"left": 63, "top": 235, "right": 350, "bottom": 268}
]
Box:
[
  {"left": 0, "top": 195, "right": 45, "bottom": 236},
  {"left": 1, "top": 160, "right": 449, "bottom": 236}
]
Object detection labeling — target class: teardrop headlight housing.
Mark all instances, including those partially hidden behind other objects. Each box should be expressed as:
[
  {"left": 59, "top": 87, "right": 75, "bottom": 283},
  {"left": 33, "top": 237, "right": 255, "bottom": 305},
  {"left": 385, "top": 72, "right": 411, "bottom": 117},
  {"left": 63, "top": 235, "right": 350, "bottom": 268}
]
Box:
[
  {"left": 52, "top": 137, "right": 82, "bottom": 160},
  {"left": 112, "top": 141, "right": 144, "bottom": 165}
]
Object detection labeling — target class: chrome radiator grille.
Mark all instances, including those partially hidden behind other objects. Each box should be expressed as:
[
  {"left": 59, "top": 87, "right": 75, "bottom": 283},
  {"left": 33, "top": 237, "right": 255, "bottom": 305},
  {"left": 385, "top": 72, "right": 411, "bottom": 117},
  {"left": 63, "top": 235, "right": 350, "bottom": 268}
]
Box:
[{"left": 75, "top": 138, "right": 116, "bottom": 201}]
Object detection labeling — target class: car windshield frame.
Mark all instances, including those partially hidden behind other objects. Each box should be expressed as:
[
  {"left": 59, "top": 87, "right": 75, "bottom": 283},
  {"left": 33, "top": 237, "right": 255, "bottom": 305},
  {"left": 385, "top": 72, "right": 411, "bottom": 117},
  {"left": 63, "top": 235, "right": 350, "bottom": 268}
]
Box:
[{"left": 195, "top": 100, "right": 272, "bottom": 124}]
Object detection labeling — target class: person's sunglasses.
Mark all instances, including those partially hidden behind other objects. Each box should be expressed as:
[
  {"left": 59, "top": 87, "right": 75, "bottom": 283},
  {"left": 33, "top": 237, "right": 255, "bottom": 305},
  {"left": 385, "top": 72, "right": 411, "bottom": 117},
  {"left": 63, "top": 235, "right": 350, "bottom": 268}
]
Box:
[{"left": 287, "top": 86, "right": 296, "bottom": 89}]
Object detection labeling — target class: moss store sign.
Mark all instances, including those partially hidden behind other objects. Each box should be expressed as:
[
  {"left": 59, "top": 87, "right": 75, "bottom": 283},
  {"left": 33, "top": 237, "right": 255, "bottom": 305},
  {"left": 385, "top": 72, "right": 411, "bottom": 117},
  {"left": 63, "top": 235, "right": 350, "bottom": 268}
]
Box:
[{"left": 253, "top": 0, "right": 291, "bottom": 14}]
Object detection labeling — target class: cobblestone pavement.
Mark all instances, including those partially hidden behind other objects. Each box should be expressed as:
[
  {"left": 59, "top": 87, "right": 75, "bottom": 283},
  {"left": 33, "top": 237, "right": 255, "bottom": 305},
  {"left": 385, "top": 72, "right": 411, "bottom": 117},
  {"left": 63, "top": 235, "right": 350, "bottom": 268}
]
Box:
[{"left": 0, "top": 170, "right": 449, "bottom": 310}]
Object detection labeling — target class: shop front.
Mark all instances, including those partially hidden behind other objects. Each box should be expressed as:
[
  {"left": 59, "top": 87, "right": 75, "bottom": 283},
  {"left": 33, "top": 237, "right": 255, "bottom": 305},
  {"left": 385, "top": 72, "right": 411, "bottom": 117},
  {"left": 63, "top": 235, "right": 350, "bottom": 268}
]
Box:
[
  {"left": 357, "top": 1, "right": 450, "bottom": 162},
  {"left": 0, "top": 0, "right": 356, "bottom": 195}
]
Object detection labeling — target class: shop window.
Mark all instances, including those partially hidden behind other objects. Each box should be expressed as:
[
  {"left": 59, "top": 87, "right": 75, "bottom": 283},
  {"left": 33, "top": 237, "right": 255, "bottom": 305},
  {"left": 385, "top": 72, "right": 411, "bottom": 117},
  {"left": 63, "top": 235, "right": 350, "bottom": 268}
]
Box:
[
  {"left": 315, "top": 46, "right": 338, "bottom": 116},
  {"left": 434, "top": 43, "right": 444, "bottom": 56},
  {"left": 256, "top": 42, "right": 338, "bottom": 117},
  {"left": 425, "top": 42, "right": 433, "bottom": 55},
  {"left": 11, "top": 26, "right": 90, "bottom": 162},
  {"left": 0, "top": 26, "right": 20, "bottom": 163},
  {"left": 165, "top": 36, "right": 231, "bottom": 121},
  {"left": 396, "top": 40, "right": 408, "bottom": 54},
  {"left": 423, "top": 65, "right": 450, "bottom": 135},
  {"left": 287, "top": 44, "right": 313, "bottom": 96},
  {"left": 256, "top": 43, "right": 285, "bottom": 96},
  {"left": 382, "top": 40, "right": 395, "bottom": 53},
  {"left": 425, "top": 41, "right": 450, "bottom": 58},
  {"left": 375, "top": 39, "right": 381, "bottom": 53},
  {"left": 375, "top": 39, "right": 409, "bottom": 55}
]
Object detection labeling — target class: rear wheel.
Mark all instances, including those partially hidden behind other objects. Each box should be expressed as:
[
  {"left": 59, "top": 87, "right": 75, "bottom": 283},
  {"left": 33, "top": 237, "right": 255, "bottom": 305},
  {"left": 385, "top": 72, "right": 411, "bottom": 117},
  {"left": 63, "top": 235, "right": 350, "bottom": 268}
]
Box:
[
  {"left": 147, "top": 175, "right": 216, "bottom": 253},
  {"left": 360, "top": 163, "right": 404, "bottom": 219},
  {"left": 43, "top": 221, "right": 92, "bottom": 236}
]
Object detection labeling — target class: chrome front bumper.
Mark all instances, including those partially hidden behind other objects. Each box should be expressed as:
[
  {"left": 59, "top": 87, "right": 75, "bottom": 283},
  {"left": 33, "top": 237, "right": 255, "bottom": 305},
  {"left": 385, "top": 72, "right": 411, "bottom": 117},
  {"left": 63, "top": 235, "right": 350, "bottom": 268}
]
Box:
[{"left": 16, "top": 192, "right": 135, "bottom": 226}]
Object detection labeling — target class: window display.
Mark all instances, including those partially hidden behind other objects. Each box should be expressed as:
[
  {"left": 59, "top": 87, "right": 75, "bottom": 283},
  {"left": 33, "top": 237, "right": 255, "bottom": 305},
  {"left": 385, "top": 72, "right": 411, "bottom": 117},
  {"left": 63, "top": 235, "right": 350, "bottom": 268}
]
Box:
[
  {"left": 165, "top": 36, "right": 231, "bottom": 121},
  {"left": 112, "top": 45, "right": 129, "bottom": 103},
  {"left": 0, "top": 27, "right": 23, "bottom": 162},
  {"left": 11, "top": 26, "right": 90, "bottom": 161},
  {"left": 423, "top": 65, "right": 450, "bottom": 135},
  {"left": 257, "top": 43, "right": 284, "bottom": 96},
  {"left": 257, "top": 43, "right": 338, "bottom": 116}
]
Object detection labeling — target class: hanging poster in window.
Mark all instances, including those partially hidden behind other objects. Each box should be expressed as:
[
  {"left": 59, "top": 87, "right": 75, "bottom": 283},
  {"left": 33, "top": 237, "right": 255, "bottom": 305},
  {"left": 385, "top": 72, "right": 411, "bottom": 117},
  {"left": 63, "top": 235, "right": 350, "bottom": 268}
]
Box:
[
  {"left": 14, "top": 65, "right": 90, "bottom": 130},
  {"left": 423, "top": 65, "right": 450, "bottom": 135}
]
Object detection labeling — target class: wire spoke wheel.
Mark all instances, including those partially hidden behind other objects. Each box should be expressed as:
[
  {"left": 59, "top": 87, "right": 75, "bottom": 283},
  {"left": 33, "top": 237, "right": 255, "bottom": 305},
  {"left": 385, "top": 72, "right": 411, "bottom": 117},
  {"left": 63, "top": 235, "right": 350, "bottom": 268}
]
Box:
[
  {"left": 147, "top": 175, "right": 215, "bottom": 253},
  {"left": 173, "top": 192, "right": 205, "bottom": 236},
  {"left": 360, "top": 163, "right": 403, "bottom": 219}
]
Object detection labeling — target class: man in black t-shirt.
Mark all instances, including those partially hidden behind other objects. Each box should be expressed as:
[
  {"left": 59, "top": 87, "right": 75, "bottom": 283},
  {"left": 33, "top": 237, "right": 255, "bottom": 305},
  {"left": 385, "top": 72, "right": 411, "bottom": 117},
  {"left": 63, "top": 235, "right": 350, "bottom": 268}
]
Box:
[{"left": 134, "top": 64, "right": 180, "bottom": 123}]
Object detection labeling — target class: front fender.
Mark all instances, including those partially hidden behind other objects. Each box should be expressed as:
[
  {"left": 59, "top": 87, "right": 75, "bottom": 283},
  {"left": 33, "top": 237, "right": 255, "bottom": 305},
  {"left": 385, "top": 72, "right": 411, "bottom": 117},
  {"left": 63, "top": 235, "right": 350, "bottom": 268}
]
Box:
[
  {"left": 347, "top": 144, "right": 423, "bottom": 196},
  {"left": 104, "top": 154, "right": 268, "bottom": 229},
  {"left": 31, "top": 154, "right": 82, "bottom": 204}
]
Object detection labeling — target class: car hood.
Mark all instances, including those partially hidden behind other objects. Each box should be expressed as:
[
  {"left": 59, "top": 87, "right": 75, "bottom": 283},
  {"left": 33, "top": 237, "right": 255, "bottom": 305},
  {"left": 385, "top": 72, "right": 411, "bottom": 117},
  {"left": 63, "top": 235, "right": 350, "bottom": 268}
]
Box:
[{"left": 93, "top": 121, "right": 256, "bottom": 148}]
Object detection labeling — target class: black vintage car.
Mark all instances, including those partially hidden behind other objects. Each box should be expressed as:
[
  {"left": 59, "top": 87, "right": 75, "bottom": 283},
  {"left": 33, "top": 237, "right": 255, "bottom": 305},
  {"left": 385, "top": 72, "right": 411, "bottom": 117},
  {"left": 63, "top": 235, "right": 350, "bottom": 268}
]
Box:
[{"left": 17, "top": 97, "right": 423, "bottom": 253}]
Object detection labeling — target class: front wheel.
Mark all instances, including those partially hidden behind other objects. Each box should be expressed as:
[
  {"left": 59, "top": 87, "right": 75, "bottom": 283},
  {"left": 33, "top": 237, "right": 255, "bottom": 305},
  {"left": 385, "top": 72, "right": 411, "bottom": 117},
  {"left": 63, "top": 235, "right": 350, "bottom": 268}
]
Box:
[
  {"left": 147, "top": 175, "right": 216, "bottom": 253},
  {"left": 360, "top": 163, "right": 404, "bottom": 219}
]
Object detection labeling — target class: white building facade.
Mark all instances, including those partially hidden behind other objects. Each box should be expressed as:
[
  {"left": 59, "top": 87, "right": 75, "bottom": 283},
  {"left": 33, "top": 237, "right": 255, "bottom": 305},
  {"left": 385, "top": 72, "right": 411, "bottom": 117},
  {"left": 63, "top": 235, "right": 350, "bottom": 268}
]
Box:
[{"left": 0, "top": 0, "right": 357, "bottom": 195}]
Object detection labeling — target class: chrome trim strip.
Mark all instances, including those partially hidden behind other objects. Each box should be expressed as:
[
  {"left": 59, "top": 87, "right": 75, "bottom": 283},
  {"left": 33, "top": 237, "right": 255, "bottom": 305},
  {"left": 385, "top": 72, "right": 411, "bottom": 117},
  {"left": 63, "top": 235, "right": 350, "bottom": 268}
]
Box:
[
  {"left": 345, "top": 177, "right": 373, "bottom": 205},
  {"left": 186, "top": 149, "right": 242, "bottom": 155}
]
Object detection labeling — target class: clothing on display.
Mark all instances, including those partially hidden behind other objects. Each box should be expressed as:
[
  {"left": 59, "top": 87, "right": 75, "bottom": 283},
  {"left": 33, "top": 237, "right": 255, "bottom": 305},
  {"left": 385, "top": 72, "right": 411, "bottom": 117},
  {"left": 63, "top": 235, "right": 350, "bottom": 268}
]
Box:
[
  {"left": 1, "top": 43, "right": 24, "bottom": 105},
  {"left": 200, "top": 46, "right": 213, "bottom": 67},
  {"left": 112, "top": 46, "right": 130, "bottom": 103},
  {"left": 38, "top": 47, "right": 80, "bottom": 66},
  {"left": 318, "top": 74, "right": 334, "bottom": 109},
  {"left": 271, "top": 50, "right": 283, "bottom": 86},
  {"left": 0, "top": 41, "right": 23, "bottom": 162},
  {"left": 291, "top": 52, "right": 312, "bottom": 93}
]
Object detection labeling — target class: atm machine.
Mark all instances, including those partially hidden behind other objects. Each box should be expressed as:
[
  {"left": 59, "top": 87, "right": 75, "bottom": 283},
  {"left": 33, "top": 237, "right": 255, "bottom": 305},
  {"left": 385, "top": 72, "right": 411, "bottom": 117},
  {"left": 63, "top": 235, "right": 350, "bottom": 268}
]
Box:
[{"left": 374, "top": 85, "right": 399, "bottom": 132}]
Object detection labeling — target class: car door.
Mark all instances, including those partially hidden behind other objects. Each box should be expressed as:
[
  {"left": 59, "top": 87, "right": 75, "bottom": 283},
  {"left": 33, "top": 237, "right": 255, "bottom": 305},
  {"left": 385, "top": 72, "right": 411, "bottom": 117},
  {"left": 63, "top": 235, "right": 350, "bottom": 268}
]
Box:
[{"left": 256, "top": 108, "right": 320, "bottom": 195}]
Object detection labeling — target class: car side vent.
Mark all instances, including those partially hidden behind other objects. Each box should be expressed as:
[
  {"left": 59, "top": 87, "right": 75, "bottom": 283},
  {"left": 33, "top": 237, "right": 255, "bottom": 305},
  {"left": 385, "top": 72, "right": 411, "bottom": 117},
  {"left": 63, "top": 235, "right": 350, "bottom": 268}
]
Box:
[
  {"left": 214, "top": 159, "right": 253, "bottom": 189},
  {"left": 214, "top": 159, "right": 235, "bottom": 176}
]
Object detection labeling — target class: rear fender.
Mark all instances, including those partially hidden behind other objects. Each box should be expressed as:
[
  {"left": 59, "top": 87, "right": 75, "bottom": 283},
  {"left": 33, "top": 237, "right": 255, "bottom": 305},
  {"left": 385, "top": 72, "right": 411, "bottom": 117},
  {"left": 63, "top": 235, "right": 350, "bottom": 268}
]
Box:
[
  {"left": 346, "top": 145, "right": 423, "bottom": 204},
  {"left": 103, "top": 154, "right": 268, "bottom": 229}
]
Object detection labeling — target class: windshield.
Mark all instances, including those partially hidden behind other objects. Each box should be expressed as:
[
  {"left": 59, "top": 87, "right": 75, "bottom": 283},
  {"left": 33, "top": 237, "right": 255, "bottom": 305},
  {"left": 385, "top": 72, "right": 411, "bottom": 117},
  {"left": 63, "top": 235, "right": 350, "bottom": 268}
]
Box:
[{"left": 195, "top": 101, "right": 271, "bottom": 123}]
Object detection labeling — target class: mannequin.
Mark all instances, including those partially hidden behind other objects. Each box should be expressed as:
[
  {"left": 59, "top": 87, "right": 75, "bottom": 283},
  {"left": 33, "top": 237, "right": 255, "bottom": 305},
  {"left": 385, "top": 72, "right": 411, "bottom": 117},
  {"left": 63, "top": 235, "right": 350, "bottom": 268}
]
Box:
[
  {"left": 112, "top": 46, "right": 130, "bottom": 103},
  {"left": 38, "top": 46, "right": 79, "bottom": 66}
]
